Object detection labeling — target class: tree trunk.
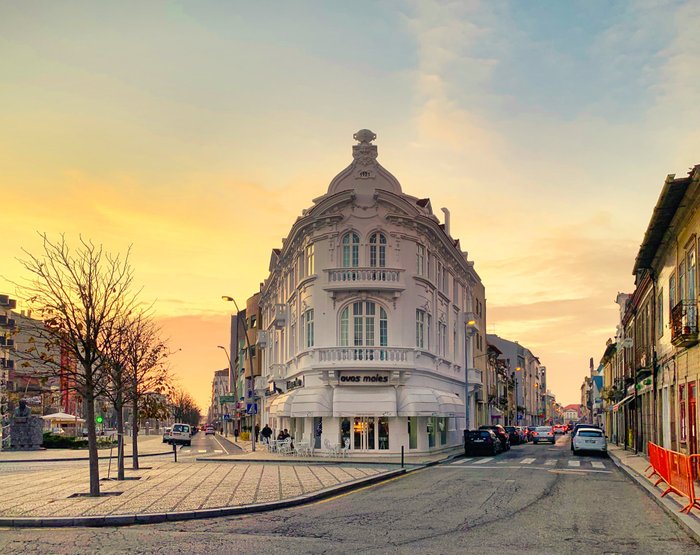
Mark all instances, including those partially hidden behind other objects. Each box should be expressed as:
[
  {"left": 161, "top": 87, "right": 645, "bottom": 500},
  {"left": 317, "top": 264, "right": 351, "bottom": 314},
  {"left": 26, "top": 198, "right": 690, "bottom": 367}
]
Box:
[
  {"left": 85, "top": 395, "right": 101, "bottom": 496},
  {"left": 116, "top": 396, "right": 125, "bottom": 481},
  {"left": 131, "top": 396, "right": 139, "bottom": 470}
]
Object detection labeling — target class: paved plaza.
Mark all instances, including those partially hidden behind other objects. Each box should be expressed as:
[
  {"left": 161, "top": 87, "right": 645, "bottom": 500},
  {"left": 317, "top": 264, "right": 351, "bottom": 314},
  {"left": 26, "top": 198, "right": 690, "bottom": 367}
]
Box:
[{"left": 0, "top": 457, "right": 396, "bottom": 522}]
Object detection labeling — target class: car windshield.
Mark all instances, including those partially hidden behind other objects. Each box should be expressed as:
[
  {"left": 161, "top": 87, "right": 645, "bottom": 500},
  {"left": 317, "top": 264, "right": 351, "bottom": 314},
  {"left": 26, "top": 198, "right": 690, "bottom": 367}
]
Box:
[{"left": 173, "top": 425, "right": 189, "bottom": 433}]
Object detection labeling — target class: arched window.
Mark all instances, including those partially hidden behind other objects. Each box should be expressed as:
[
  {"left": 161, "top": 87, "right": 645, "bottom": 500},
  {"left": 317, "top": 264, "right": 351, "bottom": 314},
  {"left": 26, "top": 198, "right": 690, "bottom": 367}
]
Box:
[
  {"left": 342, "top": 232, "right": 360, "bottom": 268},
  {"left": 369, "top": 232, "right": 387, "bottom": 267},
  {"left": 340, "top": 301, "right": 388, "bottom": 359}
]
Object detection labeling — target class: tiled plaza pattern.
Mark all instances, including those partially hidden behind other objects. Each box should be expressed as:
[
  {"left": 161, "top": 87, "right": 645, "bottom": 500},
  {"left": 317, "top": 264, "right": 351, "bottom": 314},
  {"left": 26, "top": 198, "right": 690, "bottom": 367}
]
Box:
[{"left": 0, "top": 461, "right": 392, "bottom": 518}]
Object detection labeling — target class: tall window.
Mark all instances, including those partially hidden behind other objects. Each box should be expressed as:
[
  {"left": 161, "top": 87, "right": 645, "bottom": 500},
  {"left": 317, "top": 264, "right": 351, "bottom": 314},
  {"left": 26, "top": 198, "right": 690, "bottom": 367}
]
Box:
[
  {"left": 657, "top": 290, "right": 664, "bottom": 338},
  {"left": 437, "top": 262, "right": 444, "bottom": 292},
  {"left": 340, "top": 301, "right": 387, "bottom": 349},
  {"left": 369, "top": 232, "right": 387, "bottom": 267},
  {"left": 416, "top": 309, "right": 431, "bottom": 349},
  {"left": 303, "top": 309, "right": 314, "bottom": 348},
  {"left": 342, "top": 232, "right": 359, "bottom": 268},
  {"left": 688, "top": 249, "right": 696, "bottom": 301},
  {"left": 679, "top": 261, "right": 686, "bottom": 302},
  {"left": 670, "top": 272, "right": 676, "bottom": 310},
  {"left": 305, "top": 243, "right": 315, "bottom": 276},
  {"left": 438, "top": 321, "right": 447, "bottom": 356},
  {"left": 416, "top": 244, "right": 425, "bottom": 276}
]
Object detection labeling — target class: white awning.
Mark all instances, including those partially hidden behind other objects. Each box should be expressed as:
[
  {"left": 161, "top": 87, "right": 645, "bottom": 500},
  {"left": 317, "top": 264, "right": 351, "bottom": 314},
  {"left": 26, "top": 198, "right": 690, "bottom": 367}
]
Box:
[
  {"left": 435, "top": 391, "right": 465, "bottom": 417},
  {"left": 612, "top": 394, "right": 634, "bottom": 413},
  {"left": 41, "top": 412, "right": 85, "bottom": 423},
  {"left": 397, "top": 388, "right": 440, "bottom": 416},
  {"left": 333, "top": 387, "right": 397, "bottom": 417},
  {"left": 269, "top": 390, "right": 297, "bottom": 417},
  {"left": 290, "top": 387, "right": 333, "bottom": 417}
]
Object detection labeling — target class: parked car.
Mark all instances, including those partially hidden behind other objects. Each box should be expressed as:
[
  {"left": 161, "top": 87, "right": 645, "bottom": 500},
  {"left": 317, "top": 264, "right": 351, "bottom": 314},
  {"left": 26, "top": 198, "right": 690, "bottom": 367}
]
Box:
[
  {"left": 504, "top": 426, "right": 522, "bottom": 445},
  {"left": 464, "top": 429, "right": 502, "bottom": 456},
  {"left": 170, "top": 423, "right": 192, "bottom": 446},
  {"left": 571, "top": 427, "right": 607, "bottom": 455},
  {"left": 515, "top": 426, "right": 529, "bottom": 442},
  {"left": 571, "top": 423, "right": 603, "bottom": 449},
  {"left": 478, "top": 425, "right": 511, "bottom": 451},
  {"left": 531, "top": 426, "right": 556, "bottom": 444},
  {"left": 162, "top": 427, "right": 172, "bottom": 444},
  {"left": 205, "top": 425, "right": 215, "bottom": 435},
  {"left": 526, "top": 426, "right": 537, "bottom": 442}
]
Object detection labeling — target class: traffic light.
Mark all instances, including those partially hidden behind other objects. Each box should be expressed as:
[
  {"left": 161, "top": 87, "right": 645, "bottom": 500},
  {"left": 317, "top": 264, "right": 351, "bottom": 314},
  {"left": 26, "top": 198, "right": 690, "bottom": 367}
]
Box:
[{"left": 95, "top": 416, "right": 104, "bottom": 424}]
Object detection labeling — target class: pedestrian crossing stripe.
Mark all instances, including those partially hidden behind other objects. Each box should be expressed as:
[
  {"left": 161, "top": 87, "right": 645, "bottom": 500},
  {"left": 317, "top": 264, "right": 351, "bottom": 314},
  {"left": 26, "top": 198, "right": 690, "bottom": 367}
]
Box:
[
  {"left": 198, "top": 449, "right": 206, "bottom": 453},
  {"left": 544, "top": 459, "right": 556, "bottom": 466},
  {"left": 472, "top": 457, "right": 494, "bottom": 465},
  {"left": 451, "top": 459, "right": 469, "bottom": 465},
  {"left": 214, "top": 450, "right": 223, "bottom": 453},
  {"left": 568, "top": 460, "right": 580, "bottom": 467},
  {"left": 591, "top": 461, "right": 605, "bottom": 469},
  {"left": 520, "top": 458, "right": 535, "bottom": 464}
]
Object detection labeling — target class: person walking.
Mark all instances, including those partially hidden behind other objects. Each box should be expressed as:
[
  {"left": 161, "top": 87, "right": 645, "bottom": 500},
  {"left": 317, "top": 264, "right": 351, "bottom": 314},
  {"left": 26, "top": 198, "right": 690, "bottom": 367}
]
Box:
[{"left": 261, "top": 424, "right": 273, "bottom": 445}]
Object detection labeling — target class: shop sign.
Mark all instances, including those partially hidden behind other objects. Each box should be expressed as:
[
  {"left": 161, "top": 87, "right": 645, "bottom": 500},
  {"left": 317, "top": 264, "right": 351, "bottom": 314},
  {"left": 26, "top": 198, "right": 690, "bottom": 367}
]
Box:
[{"left": 338, "top": 372, "right": 390, "bottom": 385}]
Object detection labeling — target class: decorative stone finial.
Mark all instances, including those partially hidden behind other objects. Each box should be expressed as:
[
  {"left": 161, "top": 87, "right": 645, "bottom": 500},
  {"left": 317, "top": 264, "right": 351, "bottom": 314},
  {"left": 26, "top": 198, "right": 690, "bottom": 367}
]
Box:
[
  {"left": 353, "top": 129, "right": 376, "bottom": 144},
  {"left": 352, "top": 129, "right": 378, "bottom": 168}
]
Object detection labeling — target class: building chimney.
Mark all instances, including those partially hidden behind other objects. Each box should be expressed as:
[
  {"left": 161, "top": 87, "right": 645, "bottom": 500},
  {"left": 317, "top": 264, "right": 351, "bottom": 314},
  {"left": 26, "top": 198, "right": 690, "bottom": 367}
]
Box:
[{"left": 441, "top": 207, "right": 451, "bottom": 236}]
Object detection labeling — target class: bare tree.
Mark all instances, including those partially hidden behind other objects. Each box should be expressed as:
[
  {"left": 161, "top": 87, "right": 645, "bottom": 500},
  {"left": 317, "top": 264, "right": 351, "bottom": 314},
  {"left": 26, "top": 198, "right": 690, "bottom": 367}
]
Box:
[
  {"left": 170, "top": 388, "right": 201, "bottom": 426},
  {"left": 16, "top": 234, "right": 137, "bottom": 496},
  {"left": 121, "top": 312, "right": 171, "bottom": 470}
]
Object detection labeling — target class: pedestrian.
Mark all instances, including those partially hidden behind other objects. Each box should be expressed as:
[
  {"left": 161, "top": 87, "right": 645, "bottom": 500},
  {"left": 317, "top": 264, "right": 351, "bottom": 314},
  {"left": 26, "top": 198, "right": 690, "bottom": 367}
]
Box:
[
  {"left": 255, "top": 424, "right": 260, "bottom": 442},
  {"left": 233, "top": 427, "right": 239, "bottom": 442},
  {"left": 261, "top": 424, "right": 273, "bottom": 445}
]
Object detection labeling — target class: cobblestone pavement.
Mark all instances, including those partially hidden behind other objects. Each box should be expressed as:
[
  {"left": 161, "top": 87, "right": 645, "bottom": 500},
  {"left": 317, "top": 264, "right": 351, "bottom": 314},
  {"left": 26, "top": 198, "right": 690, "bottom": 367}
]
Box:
[{"left": 0, "top": 460, "right": 392, "bottom": 518}]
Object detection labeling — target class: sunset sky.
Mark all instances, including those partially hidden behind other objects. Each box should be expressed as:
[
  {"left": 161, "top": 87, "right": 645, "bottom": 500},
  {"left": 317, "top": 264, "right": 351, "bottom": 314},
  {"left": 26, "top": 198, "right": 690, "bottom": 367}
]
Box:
[{"left": 2, "top": 1, "right": 699, "bottom": 413}]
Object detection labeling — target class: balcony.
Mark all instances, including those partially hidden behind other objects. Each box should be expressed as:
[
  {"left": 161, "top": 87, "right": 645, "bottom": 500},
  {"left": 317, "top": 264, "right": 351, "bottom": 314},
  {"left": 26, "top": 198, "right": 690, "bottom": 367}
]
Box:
[
  {"left": 671, "top": 300, "right": 699, "bottom": 348},
  {"left": 256, "top": 330, "right": 268, "bottom": 347},
  {"left": 317, "top": 347, "right": 410, "bottom": 363},
  {"left": 272, "top": 304, "right": 287, "bottom": 329},
  {"left": 323, "top": 268, "right": 405, "bottom": 293},
  {"left": 269, "top": 363, "right": 286, "bottom": 381}
]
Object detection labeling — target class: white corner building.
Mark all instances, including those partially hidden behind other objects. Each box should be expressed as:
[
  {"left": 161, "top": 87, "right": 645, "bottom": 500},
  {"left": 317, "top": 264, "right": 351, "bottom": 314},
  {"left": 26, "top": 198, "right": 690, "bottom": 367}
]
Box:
[{"left": 258, "top": 130, "right": 487, "bottom": 454}]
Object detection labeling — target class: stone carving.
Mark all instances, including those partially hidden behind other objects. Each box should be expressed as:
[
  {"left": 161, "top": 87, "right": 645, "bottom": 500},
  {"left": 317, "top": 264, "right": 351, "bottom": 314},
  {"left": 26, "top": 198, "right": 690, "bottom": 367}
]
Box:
[
  {"left": 10, "top": 400, "right": 44, "bottom": 450},
  {"left": 352, "top": 129, "right": 378, "bottom": 167}
]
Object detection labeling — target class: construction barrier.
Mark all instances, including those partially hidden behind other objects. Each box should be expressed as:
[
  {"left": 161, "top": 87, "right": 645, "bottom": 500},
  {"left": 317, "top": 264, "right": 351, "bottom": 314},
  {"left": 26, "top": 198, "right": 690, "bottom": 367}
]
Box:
[{"left": 646, "top": 442, "right": 698, "bottom": 514}]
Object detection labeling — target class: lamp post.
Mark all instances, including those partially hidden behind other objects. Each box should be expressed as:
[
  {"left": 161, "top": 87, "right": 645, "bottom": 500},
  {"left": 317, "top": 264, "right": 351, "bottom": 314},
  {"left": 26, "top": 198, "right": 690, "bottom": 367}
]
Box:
[
  {"left": 511, "top": 366, "right": 521, "bottom": 426},
  {"left": 463, "top": 312, "right": 478, "bottom": 431},
  {"left": 217, "top": 345, "right": 235, "bottom": 437},
  {"left": 222, "top": 295, "right": 256, "bottom": 452}
]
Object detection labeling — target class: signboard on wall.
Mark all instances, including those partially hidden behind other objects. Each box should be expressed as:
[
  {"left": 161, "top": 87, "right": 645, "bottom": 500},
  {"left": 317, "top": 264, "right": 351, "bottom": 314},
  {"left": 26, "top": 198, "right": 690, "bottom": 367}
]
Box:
[{"left": 338, "top": 372, "right": 391, "bottom": 385}]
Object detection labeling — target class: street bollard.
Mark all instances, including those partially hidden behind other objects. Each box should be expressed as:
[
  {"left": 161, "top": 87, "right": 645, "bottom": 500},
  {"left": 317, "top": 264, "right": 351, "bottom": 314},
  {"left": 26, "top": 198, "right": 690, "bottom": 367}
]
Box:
[
  {"left": 401, "top": 445, "right": 404, "bottom": 468},
  {"left": 172, "top": 442, "right": 177, "bottom": 462}
]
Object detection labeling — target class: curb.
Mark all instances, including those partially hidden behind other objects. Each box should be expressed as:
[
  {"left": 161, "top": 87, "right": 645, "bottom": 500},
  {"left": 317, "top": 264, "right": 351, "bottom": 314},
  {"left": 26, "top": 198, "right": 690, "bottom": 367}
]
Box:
[
  {"left": 0, "top": 451, "right": 171, "bottom": 464},
  {"left": 195, "top": 456, "right": 425, "bottom": 467},
  {"left": 608, "top": 449, "right": 700, "bottom": 545},
  {"left": 0, "top": 467, "right": 406, "bottom": 528}
]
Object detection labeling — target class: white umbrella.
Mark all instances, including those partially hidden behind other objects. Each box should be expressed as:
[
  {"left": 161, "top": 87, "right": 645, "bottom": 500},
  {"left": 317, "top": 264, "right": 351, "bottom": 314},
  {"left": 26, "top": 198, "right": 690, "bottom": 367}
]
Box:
[{"left": 41, "top": 412, "right": 86, "bottom": 423}]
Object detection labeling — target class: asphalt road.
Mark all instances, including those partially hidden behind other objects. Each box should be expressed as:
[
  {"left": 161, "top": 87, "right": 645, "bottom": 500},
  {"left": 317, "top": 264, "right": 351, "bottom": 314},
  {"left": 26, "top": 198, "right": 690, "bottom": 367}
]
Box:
[{"left": 1, "top": 434, "right": 697, "bottom": 555}]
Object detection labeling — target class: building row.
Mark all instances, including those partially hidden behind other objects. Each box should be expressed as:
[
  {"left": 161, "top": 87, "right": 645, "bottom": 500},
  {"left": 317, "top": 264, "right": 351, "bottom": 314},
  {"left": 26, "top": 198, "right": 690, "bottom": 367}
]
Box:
[
  {"left": 211, "top": 130, "right": 557, "bottom": 454},
  {"left": 583, "top": 165, "right": 700, "bottom": 457}
]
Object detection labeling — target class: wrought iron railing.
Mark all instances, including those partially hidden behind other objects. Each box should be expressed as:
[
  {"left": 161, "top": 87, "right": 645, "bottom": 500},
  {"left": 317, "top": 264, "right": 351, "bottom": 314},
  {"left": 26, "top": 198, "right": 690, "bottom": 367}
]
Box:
[{"left": 671, "top": 300, "right": 698, "bottom": 342}]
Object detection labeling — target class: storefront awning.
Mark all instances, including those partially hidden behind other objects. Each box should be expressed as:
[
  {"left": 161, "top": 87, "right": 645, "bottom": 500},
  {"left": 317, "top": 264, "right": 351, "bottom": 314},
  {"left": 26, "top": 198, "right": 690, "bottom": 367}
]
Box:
[
  {"left": 435, "top": 391, "right": 464, "bottom": 417},
  {"left": 290, "top": 387, "right": 333, "bottom": 417},
  {"left": 397, "top": 388, "right": 439, "bottom": 416},
  {"left": 333, "top": 387, "right": 397, "bottom": 417},
  {"left": 612, "top": 394, "right": 634, "bottom": 413},
  {"left": 269, "top": 390, "right": 297, "bottom": 417}
]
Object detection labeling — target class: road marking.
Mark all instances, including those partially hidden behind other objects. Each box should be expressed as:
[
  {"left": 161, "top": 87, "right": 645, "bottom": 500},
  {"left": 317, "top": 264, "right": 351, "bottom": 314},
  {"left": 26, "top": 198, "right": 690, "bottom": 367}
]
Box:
[
  {"left": 212, "top": 434, "right": 230, "bottom": 455},
  {"left": 591, "top": 461, "right": 606, "bottom": 469},
  {"left": 568, "top": 460, "right": 580, "bottom": 467},
  {"left": 181, "top": 448, "right": 191, "bottom": 453},
  {"left": 214, "top": 449, "right": 223, "bottom": 454},
  {"left": 451, "top": 459, "right": 469, "bottom": 465},
  {"left": 472, "top": 457, "right": 494, "bottom": 465},
  {"left": 198, "top": 449, "right": 207, "bottom": 453},
  {"left": 520, "top": 458, "right": 535, "bottom": 465},
  {"left": 544, "top": 459, "right": 556, "bottom": 466}
]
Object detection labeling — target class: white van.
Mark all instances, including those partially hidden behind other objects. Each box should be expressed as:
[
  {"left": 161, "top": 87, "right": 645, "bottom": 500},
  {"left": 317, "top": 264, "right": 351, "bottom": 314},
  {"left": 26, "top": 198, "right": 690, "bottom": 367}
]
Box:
[{"left": 170, "top": 423, "right": 192, "bottom": 446}]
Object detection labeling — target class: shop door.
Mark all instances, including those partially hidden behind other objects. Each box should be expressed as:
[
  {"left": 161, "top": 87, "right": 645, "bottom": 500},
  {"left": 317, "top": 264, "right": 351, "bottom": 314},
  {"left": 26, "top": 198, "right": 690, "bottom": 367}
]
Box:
[{"left": 353, "top": 417, "right": 375, "bottom": 450}]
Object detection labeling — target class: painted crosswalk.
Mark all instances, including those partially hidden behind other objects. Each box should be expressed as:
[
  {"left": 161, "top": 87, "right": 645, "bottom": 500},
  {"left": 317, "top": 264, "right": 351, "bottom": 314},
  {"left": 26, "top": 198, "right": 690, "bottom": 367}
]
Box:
[{"left": 445, "top": 457, "right": 610, "bottom": 471}]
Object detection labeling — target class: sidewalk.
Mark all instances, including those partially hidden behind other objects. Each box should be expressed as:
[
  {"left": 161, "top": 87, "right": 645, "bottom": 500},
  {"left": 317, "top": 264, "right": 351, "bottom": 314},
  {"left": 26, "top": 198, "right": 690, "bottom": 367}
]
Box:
[
  {"left": 0, "top": 457, "right": 402, "bottom": 527},
  {"left": 0, "top": 435, "right": 170, "bottom": 462},
  {"left": 205, "top": 438, "right": 461, "bottom": 466},
  {"left": 607, "top": 443, "right": 700, "bottom": 542}
]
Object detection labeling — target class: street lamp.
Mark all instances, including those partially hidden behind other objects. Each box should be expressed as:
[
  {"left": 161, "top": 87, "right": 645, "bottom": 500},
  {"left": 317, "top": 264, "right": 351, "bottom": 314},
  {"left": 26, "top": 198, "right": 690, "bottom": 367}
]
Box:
[
  {"left": 217, "top": 345, "right": 235, "bottom": 438},
  {"left": 511, "top": 366, "right": 522, "bottom": 425},
  {"left": 463, "top": 312, "right": 478, "bottom": 430},
  {"left": 222, "top": 295, "right": 256, "bottom": 452}
]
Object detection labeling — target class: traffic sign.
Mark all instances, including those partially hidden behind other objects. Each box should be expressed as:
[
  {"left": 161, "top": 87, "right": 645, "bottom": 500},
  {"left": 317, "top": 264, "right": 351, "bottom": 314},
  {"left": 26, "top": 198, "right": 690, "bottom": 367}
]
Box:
[
  {"left": 219, "top": 394, "right": 236, "bottom": 404},
  {"left": 223, "top": 414, "right": 231, "bottom": 421},
  {"left": 246, "top": 403, "right": 257, "bottom": 415}
]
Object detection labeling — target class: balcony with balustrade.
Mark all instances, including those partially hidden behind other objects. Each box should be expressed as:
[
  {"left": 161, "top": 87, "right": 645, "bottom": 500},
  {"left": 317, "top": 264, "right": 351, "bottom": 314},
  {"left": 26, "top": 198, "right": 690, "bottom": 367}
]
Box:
[
  {"left": 671, "top": 300, "right": 699, "bottom": 348},
  {"left": 323, "top": 268, "right": 405, "bottom": 293}
]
